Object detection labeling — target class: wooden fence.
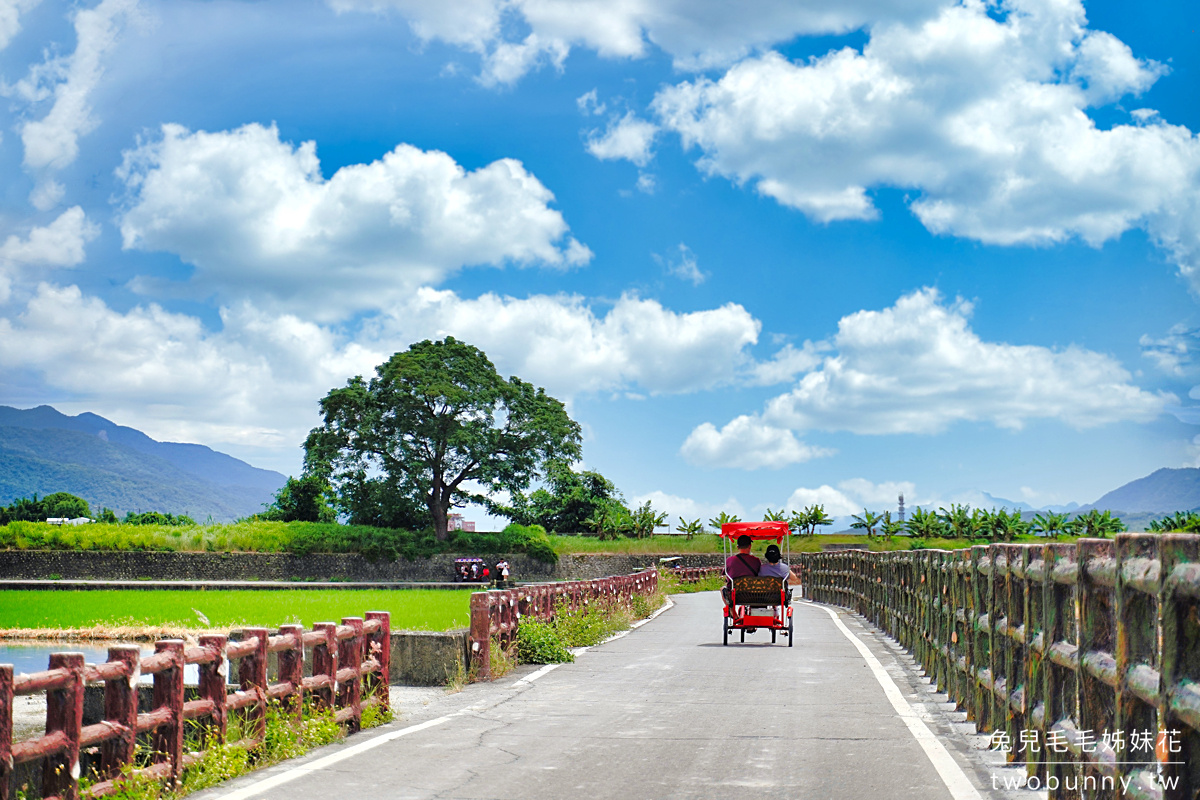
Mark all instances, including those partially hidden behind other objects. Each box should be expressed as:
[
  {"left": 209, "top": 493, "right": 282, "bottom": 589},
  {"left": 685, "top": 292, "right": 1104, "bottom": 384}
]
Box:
[
  {"left": 0, "top": 613, "right": 390, "bottom": 800},
  {"left": 468, "top": 569, "right": 658, "bottom": 680},
  {"left": 798, "top": 535, "right": 1200, "bottom": 799}
]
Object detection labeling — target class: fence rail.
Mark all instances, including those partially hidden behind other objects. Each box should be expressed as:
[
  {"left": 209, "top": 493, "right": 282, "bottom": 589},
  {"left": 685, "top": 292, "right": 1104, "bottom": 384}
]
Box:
[
  {"left": 0, "top": 612, "right": 390, "bottom": 800},
  {"left": 797, "top": 534, "right": 1200, "bottom": 799},
  {"left": 468, "top": 569, "right": 658, "bottom": 680}
]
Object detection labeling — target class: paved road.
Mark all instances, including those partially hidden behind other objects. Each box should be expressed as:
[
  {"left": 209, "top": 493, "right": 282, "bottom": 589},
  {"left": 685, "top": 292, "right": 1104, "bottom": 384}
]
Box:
[{"left": 199, "top": 594, "right": 1021, "bottom": 800}]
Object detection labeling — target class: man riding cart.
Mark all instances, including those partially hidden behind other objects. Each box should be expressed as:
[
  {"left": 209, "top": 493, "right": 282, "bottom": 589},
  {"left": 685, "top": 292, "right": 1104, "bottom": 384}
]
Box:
[{"left": 720, "top": 521, "right": 795, "bottom": 646}]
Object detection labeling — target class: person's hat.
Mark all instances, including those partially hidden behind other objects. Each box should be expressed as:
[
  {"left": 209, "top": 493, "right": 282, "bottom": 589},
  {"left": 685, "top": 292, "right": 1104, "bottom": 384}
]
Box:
[{"left": 765, "top": 544, "right": 781, "bottom": 563}]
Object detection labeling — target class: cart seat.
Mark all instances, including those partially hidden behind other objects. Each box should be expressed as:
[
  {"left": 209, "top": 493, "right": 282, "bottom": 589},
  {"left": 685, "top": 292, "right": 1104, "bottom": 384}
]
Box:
[{"left": 730, "top": 576, "right": 788, "bottom": 606}]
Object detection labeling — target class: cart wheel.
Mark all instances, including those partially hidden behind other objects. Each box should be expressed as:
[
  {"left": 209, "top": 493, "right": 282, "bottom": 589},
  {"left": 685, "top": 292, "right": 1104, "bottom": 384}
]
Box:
[
  {"left": 740, "top": 629, "right": 745, "bottom": 643},
  {"left": 771, "top": 629, "right": 777, "bottom": 644},
  {"left": 723, "top": 618, "right": 729, "bottom": 646},
  {"left": 788, "top": 618, "right": 794, "bottom": 647}
]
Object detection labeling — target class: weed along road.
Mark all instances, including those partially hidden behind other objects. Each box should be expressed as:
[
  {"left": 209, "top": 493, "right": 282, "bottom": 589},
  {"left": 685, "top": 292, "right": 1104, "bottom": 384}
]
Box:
[{"left": 199, "top": 593, "right": 1012, "bottom": 800}]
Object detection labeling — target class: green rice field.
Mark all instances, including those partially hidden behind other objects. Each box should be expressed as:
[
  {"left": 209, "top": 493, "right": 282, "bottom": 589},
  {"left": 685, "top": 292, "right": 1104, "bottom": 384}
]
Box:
[{"left": 0, "top": 589, "right": 471, "bottom": 631}]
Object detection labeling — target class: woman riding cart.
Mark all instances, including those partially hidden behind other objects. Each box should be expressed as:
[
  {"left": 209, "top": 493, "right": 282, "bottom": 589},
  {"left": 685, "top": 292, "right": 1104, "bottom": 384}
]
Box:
[{"left": 720, "top": 521, "right": 794, "bottom": 646}]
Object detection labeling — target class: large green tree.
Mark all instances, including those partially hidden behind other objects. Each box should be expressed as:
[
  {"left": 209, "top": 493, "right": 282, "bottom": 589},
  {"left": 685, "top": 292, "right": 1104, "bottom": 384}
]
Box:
[
  {"left": 304, "top": 337, "right": 582, "bottom": 541},
  {"left": 500, "top": 459, "right": 624, "bottom": 533}
]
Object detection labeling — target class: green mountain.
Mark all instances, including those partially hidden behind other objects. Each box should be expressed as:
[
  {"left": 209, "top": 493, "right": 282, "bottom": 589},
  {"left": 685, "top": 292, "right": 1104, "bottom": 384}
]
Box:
[
  {"left": 1085, "top": 467, "right": 1200, "bottom": 515},
  {"left": 0, "top": 406, "right": 286, "bottom": 521}
]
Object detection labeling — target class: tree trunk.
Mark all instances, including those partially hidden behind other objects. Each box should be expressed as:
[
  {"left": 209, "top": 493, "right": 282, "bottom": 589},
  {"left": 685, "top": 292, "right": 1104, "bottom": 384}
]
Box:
[{"left": 429, "top": 493, "right": 449, "bottom": 541}]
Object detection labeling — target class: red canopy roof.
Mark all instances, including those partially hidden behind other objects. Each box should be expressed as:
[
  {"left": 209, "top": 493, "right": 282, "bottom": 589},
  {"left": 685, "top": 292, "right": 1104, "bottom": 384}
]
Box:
[{"left": 719, "top": 521, "right": 790, "bottom": 542}]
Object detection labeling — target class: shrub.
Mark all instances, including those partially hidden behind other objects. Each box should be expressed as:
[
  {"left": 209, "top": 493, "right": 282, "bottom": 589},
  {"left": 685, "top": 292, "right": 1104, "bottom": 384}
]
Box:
[{"left": 517, "top": 618, "right": 574, "bottom": 664}]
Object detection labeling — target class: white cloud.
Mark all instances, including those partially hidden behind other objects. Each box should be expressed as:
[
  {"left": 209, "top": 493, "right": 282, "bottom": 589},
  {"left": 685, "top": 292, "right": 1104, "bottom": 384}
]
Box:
[
  {"left": 585, "top": 112, "right": 658, "bottom": 167},
  {"left": 0, "top": 207, "right": 98, "bottom": 269},
  {"left": 630, "top": 490, "right": 744, "bottom": 529},
  {"left": 401, "top": 287, "right": 761, "bottom": 396},
  {"left": 0, "top": 281, "right": 768, "bottom": 467},
  {"left": 747, "top": 342, "right": 825, "bottom": 386},
  {"left": 654, "top": 242, "right": 705, "bottom": 285},
  {"left": 680, "top": 415, "right": 833, "bottom": 469},
  {"left": 19, "top": 0, "right": 140, "bottom": 173},
  {"left": 652, "top": 0, "right": 1200, "bottom": 284},
  {"left": 0, "top": 207, "right": 99, "bottom": 302},
  {"left": 0, "top": 0, "right": 39, "bottom": 51},
  {"left": 1141, "top": 323, "right": 1200, "bottom": 377},
  {"left": 328, "top": 0, "right": 948, "bottom": 84},
  {"left": 761, "top": 288, "right": 1170, "bottom": 435},
  {"left": 785, "top": 478, "right": 915, "bottom": 517},
  {"left": 116, "top": 122, "right": 591, "bottom": 321},
  {"left": 576, "top": 89, "right": 605, "bottom": 116}
]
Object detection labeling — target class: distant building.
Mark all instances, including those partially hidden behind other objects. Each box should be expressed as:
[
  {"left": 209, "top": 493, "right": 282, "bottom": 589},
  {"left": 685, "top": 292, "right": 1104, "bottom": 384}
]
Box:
[
  {"left": 46, "top": 517, "right": 93, "bottom": 525},
  {"left": 448, "top": 513, "right": 476, "bottom": 532}
]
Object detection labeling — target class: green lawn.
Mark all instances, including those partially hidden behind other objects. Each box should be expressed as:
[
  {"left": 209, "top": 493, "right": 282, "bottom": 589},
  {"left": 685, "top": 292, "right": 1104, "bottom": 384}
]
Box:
[{"left": 0, "top": 589, "right": 471, "bottom": 631}]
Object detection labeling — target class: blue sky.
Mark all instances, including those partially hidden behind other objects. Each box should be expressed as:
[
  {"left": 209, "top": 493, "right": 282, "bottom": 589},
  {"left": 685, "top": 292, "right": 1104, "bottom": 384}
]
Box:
[{"left": 0, "top": 0, "right": 1197, "bottom": 527}]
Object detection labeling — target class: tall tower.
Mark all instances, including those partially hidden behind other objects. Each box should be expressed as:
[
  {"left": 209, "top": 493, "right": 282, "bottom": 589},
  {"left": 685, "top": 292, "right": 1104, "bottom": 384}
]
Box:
[{"left": 898, "top": 493, "right": 906, "bottom": 522}]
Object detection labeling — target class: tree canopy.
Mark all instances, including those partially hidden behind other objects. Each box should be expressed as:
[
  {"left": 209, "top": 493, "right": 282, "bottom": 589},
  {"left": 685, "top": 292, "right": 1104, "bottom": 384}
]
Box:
[{"left": 304, "top": 337, "right": 582, "bottom": 540}]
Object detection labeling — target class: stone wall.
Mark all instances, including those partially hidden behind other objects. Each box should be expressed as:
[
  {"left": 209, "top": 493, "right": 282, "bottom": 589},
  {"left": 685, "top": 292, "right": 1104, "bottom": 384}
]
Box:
[{"left": 0, "top": 550, "right": 724, "bottom": 582}]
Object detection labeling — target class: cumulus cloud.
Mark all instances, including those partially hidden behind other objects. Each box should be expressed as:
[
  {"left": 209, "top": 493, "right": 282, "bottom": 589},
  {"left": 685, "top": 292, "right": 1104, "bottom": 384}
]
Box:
[
  {"left": 653, "top": 0, "right": 1200, "bottom": 284},
  {"left": 0, "top": 207, "right": 98, "bottom": 269},
  {"left": 328, "top": 0, "right": 947, "bottom": 84},
  {"left": 116, "top": 123, "right": 591, "bottom": 320},
  {"left": 685, "top": 288, "right": 1170, "bottom": 469},
  {"left": 18, "top": 0, "right": 139, "bottom": 179},
  {"left": 585, "top": 112, "right": 658, "bottom": 168},
  {"left": 0, "top": 280, "right": 768, "bottom": 465},
  {"left": 0, "top": 0, "right": 39, "bottom": 51},
  {"left": 680, "top": 415, "right": 833, "bottom": 469},
  {"left": 762, "top": 288, "right": 1169, "bottom": 434},
  {"left": 0, "top": 207, "right": 98, "bottom": 302},
  {"left": 401, "top": 288, "right": 761, "bottom": 396},
  {"left": 631, "top": 490, "right": 744, "bottom": 529}
]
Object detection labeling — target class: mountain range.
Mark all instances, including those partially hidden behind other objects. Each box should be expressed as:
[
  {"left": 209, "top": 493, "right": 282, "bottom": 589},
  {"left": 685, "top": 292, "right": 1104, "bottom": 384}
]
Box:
[{"left": 0, "top": 405, "right": 286, "bottom": 522}]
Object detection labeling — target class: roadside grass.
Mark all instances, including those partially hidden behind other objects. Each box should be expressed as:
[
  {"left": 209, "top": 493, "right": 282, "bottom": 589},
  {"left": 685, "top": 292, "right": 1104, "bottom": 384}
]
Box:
[{"left": 0, "top": 589, "right": 470, "bottom": 632}]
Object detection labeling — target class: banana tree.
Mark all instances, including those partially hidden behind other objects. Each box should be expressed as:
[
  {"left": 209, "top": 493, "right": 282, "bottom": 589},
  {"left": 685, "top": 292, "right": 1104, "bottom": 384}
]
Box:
[
  {"left": 708, "top": 511, "right": 741, "bottom": 531},
  {"left": 880, "top": 511, "right": 904, "bottom": 541},
  {"left": 850, "top": 509, "right": 883, "bottom": 540},
  {"left": 1032, "top": 511, "right": 1069, "bottom": 540},
  {"left": 676, "top": 516, "right": 704, "bottom": 540},
  {"left": 631, "top": 501, "right": 667, "bottom": 539}
]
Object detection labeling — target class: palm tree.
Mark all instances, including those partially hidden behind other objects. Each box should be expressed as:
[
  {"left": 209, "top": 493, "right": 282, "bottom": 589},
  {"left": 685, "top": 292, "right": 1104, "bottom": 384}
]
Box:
[
  {"left": 1149, "top": 511, "right": 1199, "bottom": 533},
  {"left": 1072, "top": 508, "right": 1126, "bottom": 538},
  {"left": 763, "top": 508, "right": 788, "bottom": 522},
  {"left": 850, "top": 509, "right": 883, "bottom": 540}
]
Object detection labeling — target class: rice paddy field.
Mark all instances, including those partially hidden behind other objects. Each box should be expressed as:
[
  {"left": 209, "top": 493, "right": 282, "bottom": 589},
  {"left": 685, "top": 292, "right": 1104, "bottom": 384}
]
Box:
[{"left": 0, "top": 589, "right": 471, "bottom": 632}]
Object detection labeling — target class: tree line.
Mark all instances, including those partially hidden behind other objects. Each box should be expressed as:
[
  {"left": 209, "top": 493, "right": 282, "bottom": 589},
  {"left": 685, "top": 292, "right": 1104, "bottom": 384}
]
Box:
[{"left": 0, "top": 493, "right": 194, "bottom": 526}]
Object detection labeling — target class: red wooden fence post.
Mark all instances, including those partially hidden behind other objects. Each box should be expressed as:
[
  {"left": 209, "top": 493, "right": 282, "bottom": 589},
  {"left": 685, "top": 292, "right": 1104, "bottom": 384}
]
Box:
[
  {"left": 277, "top": 625, "right": 304, "bottom": 728},
  {"left": 469, "top": 593, "right": 491, "bottom": 681},
  {"left": 238, "top": 628, "right": 269, "bottom": 744},
  {"left": 311, "top": 623, "right": 337, "bottom": 711},
  {"left": 197, "top": 635, "right": 227, "bottom": 747},
  {"left": 365, "top": 612, "right": 391, "bottom": 713},
  {"left": 100, "top": 646, "right": 140, "bottom": 780},
  {"left": 151, "top": 641, "right": 184, "bottom": 787},
  {"left": 338, "top": 618, "right": 364, "bottom": 733},
  {"left": 43, "top": 652, "right": 84, "bottom": 800},
  {"left": 0, "top": 665, "right": 11, "bottom": 800}
]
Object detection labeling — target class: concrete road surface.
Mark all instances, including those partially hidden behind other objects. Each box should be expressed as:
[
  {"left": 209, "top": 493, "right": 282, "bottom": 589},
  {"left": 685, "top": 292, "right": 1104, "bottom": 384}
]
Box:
[{"left": 197, "top": 594, "right": 1030, "bottom": 800}]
